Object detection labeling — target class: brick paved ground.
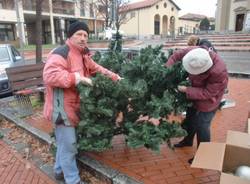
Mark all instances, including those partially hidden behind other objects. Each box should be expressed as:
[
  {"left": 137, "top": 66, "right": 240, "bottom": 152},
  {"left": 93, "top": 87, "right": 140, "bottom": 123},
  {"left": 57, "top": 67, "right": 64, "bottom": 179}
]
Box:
[
  {"left": 0, "top": 140, "right": 56, "bottom": 184},
  {"left": 23, "top": 78, "right": 250, "bottom": 184}
]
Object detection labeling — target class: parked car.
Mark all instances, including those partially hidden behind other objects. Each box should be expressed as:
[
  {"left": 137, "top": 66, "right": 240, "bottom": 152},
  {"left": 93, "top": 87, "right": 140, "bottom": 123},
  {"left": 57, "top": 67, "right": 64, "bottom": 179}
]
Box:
[
  {"left": 0, "top": 44, "right": 24, "bottom": 96},
  {"left": 99, "top": 28, "right": 125, "bottom": 40}
]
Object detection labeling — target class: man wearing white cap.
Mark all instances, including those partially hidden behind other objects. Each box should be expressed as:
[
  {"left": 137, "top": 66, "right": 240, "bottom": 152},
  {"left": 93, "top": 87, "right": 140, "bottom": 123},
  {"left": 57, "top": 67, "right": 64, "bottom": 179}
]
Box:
[{"left": 165, "top": 47, "right": 228, "bottom": 164}]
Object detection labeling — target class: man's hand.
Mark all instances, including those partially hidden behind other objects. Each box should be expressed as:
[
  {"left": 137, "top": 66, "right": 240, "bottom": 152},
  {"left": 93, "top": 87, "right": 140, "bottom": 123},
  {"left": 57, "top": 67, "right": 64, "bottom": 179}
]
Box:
[
  {"left": 80, "top": 76, "right": 93, "bottom": 86},
  {"left": 148, "top": 118, "right": 160, "bottom": 126},
  {"left": 177, "top": 85, "right": 187, "bottom": 93}
]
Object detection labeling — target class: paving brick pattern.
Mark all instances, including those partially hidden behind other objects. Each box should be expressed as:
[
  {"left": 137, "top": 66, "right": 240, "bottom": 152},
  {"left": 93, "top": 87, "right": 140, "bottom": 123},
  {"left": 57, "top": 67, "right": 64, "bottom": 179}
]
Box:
[
  {"left": 0, "top": 140, "right": 56, "bottom": 184},
  {"left": 23, "top": 78, "right": 250, "bottom": 184},
  {"left": 87, "top": 78, "right": 250, "bottom": 184}
]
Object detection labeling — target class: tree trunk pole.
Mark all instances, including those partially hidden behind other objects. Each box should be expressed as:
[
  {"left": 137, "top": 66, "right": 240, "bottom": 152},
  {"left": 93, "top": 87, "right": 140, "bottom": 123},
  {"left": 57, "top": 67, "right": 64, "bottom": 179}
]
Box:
[{"left": 36, "top": 0, "right": 43, "bottom": 63}]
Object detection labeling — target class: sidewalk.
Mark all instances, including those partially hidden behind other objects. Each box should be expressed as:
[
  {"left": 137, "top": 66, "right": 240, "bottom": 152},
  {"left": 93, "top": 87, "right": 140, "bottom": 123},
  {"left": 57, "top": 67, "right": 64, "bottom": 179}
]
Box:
[
  {"left": 20, "top": 78, "right": 250, "bottom": 184},
  {"left": 0, "top": 140, "right": 56, "bottom": 184}
]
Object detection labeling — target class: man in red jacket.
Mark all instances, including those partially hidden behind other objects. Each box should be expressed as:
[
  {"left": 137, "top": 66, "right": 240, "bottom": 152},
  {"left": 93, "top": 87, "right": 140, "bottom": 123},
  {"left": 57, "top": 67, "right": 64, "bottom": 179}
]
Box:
[
  {"left": 166, "top": 47, "right": 228, "bottom": 164},
  {"left": 43, "top": 21, "right": 121, "bottom": 184}
]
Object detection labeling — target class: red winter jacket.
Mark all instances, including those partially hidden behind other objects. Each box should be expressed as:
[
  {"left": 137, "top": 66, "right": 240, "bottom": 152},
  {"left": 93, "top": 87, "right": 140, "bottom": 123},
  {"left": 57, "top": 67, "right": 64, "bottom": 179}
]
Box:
[
  {"left": 166, "top": 46, "right": 228, "bottom": 112},
  {"left": 43, "top": 39, "right": 120, "bottom": 127}
]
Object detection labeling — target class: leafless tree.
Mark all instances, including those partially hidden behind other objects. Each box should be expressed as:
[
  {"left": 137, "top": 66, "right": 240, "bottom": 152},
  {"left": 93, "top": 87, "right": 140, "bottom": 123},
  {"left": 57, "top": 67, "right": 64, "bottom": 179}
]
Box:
[
  {"left": 95, "top": 0, "right": 112, "bottom": 28},
  {"left": 114, "top": 0, "right": 131, "bottom": 31},
  {"left": 78, "top": 0, "right": 131, "bottom": 30},
  {"left": 78, "top": 0, "right": 111, "bottom": 28}
]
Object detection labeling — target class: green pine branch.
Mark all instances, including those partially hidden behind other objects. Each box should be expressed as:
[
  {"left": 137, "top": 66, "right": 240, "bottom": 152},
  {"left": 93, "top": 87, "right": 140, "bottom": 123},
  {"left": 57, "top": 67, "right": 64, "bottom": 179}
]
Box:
[{"left": 76, "top": 46, "right": 191, "bottom": 152}]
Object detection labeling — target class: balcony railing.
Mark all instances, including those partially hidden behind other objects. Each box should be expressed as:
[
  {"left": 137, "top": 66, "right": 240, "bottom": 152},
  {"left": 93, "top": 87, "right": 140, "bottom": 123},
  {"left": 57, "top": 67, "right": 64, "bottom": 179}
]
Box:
[
  {"left": 23, "top": 0, "right": 75, "bottom": 13},
  {"left": 52, "top": 1, "right": 75, "bottom": 15},
  {"left": 61, "top": 0, "right": 75, "bottom": 2},
  {"left": 23, "top": 0, "right": 49, "bottom": 12},
  {"left": 53, "top": 8, "right": 74, "bottom": 15},
  {"left": 0, "top": 1, "right": 14, "bottom": 10}
]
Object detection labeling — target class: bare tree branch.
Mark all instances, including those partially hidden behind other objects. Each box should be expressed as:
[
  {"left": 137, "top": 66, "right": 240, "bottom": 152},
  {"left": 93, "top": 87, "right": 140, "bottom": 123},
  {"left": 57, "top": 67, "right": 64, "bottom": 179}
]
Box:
[{"left": 115, "top": 0, "right": 132, "bottom": 30}]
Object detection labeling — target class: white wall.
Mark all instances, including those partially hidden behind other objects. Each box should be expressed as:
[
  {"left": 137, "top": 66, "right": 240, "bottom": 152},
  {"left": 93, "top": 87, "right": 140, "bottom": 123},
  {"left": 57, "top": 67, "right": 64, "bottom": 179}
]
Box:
[
  {"left": 120, "top": 0, "right": 179, "bottom": 38},
  {"left": 0, "top": 9, "right": 17, "bottom": 22}
]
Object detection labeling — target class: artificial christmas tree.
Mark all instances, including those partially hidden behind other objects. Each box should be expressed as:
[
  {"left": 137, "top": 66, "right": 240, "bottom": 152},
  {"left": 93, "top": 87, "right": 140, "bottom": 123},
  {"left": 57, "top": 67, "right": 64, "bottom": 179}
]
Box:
[{"left": 76, "top": 45, "right": 191, "bottom": 152}]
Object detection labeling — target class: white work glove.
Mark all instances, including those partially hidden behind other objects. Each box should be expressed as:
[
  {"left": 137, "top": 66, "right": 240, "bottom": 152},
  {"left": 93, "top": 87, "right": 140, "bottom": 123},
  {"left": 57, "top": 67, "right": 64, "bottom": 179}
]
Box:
[
  {"left": 80, "top": 76, "right": 93, "bottom": 86},
  {"left": 75, "top": 73, "right": 93, "bottom": 86},
  {"left": 177, "top": 85, "right": 187, "bottom": 93},
  {"left": 117, "top": 75, "right": 124, "bottom": 81}
]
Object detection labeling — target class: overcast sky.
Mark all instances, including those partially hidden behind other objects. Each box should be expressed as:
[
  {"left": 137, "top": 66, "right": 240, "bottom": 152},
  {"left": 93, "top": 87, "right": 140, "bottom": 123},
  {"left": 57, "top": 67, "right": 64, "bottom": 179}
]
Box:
[
  {"left": 174, "top": 0, "right": 217, "bottom": 17},
  {"left": 130, "top": 0, "right": 217, "bottom": 17}
]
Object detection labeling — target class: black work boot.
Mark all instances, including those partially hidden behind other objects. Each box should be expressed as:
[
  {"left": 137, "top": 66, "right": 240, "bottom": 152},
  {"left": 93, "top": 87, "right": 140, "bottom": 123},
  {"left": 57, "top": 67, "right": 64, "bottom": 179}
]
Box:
[
  {"left": 54, "top": 172, "right": 64, "bottom": 181},
  {"left": 188, "top": 157, "right": 194, "bottom": 164},
  {"left": 174, "top": 140, "right": 193, "bottom": 148}
]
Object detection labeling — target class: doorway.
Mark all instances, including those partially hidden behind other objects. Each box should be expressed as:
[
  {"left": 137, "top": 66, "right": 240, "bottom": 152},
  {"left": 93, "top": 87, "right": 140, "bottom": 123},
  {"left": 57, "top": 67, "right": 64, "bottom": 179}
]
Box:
[
  {"left": 154, "top": 14, "right": 160, "bottom": 35},
  {"left": 235, "top": 14, "right": 245, "bottom": 31}
]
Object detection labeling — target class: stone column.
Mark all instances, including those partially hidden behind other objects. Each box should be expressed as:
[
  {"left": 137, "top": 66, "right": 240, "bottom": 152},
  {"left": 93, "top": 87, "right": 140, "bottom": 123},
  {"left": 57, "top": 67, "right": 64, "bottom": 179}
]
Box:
[{"left": 244, "top": 1, "right": 250, "bottom": 31}]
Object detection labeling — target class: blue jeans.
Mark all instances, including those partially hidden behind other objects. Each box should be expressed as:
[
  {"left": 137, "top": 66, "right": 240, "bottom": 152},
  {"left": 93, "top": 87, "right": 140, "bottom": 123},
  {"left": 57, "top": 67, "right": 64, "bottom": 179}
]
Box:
[
  {"left": 54, "top": 125, "right": 80, "bottom": 184},
  {"left": 181, "top": 107, "right": 216, "bottom": 147}
]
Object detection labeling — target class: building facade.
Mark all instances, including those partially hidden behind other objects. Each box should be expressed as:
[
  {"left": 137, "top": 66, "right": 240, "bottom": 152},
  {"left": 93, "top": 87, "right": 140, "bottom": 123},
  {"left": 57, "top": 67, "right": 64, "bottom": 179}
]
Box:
[
  {"left": 119, "top": 0, "right": 180, "bottom": 39},
  {"left": 178, "top": 13, "right": 215, "bottom": 35},
  {"left": 215, "top": 0, "right": 250, "bottom": 32},
  {"left": 0, "top": 0, "right": 105, "bottom": 45}
]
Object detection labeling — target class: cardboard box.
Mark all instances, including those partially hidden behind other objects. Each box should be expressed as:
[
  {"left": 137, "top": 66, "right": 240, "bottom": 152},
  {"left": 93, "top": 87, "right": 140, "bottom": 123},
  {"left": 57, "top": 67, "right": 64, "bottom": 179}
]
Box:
[
  {"left": 191, "top": 130, "right": 250, "bottom": 184},
  {"left": 248, "top": 115, "right": 250, "bottom": 134}
]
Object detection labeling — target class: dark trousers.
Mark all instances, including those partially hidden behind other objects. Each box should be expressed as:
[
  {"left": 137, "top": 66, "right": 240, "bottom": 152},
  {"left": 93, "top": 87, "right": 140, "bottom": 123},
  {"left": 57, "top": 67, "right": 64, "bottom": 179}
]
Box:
[{"left": 181, "top": 107, "right": 216, "bottom": 147}]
